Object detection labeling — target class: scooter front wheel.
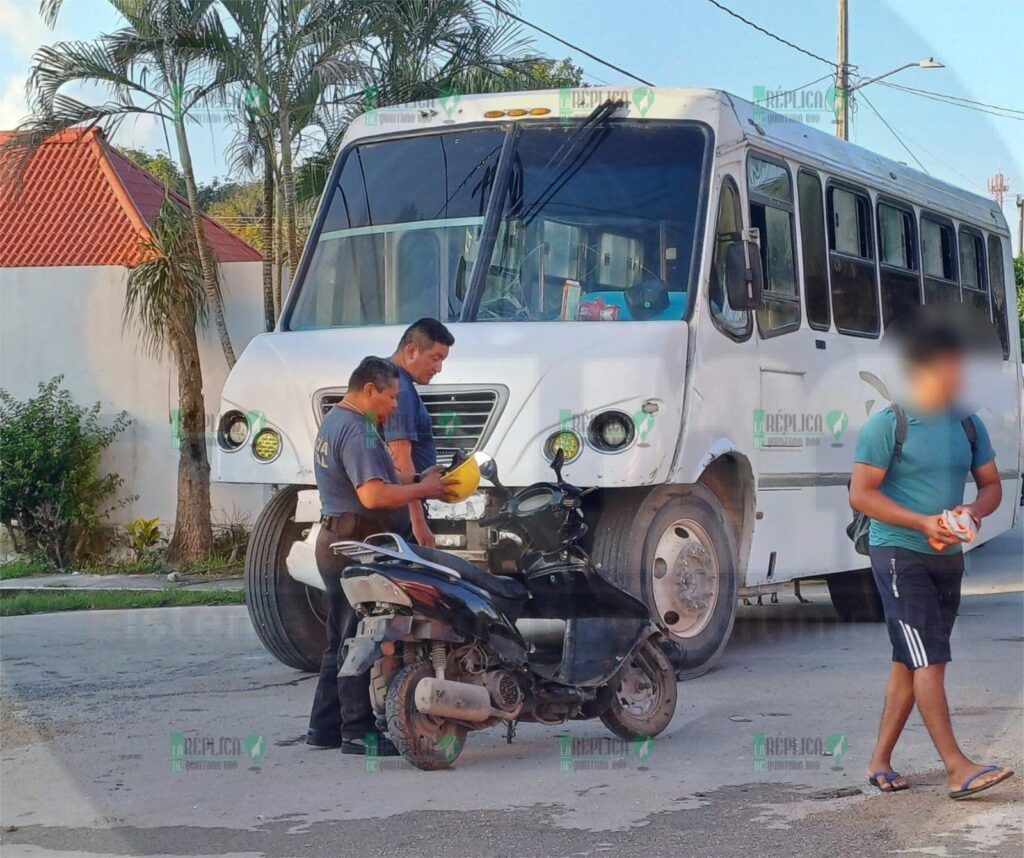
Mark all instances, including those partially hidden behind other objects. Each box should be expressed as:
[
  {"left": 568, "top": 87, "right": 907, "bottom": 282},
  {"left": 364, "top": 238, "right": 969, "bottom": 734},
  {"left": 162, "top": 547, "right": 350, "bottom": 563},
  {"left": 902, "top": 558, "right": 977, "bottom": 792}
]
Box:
[
  {"left": 599, "top": 639, "right": 677, "bottom": 740},
  {"left": 386, "top": 661, "right": 469, "bottom": 770}
]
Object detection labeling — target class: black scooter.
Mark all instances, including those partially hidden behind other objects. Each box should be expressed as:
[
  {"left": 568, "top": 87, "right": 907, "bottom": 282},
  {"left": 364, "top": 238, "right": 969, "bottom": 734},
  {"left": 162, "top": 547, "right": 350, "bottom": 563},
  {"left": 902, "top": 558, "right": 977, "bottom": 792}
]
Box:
[{"left": 335, "top": 450, "right": 677, "bottom": 770}]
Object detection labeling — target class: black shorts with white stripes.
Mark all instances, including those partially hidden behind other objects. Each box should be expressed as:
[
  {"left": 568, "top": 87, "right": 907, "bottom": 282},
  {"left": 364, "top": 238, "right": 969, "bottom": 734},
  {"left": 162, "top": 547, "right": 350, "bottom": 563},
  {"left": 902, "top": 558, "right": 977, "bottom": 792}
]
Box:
[{"left": 868, "top": 545, "right": 964, "bottom": 670}]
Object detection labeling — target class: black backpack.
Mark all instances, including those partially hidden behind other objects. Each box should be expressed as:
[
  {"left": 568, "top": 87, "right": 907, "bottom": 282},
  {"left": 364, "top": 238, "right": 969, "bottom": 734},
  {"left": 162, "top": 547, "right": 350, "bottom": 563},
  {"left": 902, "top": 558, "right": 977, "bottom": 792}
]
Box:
[{"left": 846, "top": 405, "right": 978, "bottom": 555}]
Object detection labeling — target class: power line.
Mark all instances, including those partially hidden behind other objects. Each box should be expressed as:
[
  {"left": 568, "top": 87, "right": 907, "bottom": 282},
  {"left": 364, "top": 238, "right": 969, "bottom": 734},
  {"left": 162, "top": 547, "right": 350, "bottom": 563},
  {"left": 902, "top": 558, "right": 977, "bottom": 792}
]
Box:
[
  {"left": 703, "top": 0, "right": 836, "bottom": 69},
  {"left": 877, "top": 81, "right": 1024, "bottom": 121},
  {"left": 754, "top": 73, "right": 835, "bottom": 107},
  {"left": 856, "top": 90, "right": 929, "bottom": 175},
  {"left": 479, "top": 0, "right": 655, "bottom": 86},
  {"left": 874, "top": 81, "right": 1024, "bottom": 116}
]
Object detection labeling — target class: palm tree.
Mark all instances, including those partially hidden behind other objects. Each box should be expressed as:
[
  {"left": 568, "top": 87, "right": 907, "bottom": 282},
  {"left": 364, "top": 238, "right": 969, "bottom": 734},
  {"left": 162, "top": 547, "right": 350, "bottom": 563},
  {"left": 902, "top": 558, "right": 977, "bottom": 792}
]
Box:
[
  {"left": 28, "top": 0, "right": 238, "bottom": 368},
  {"left": 124, "top": 196, "right": 214, "bottom": 562},
  {"left": 267, "top": 0, "right": 362, "bottom": 273},
  {"left": 294, "top": 0, "right": 560, "bottom": 204},
  {"left": 219, "top": 0, "right": 281, "bottom": 331}
]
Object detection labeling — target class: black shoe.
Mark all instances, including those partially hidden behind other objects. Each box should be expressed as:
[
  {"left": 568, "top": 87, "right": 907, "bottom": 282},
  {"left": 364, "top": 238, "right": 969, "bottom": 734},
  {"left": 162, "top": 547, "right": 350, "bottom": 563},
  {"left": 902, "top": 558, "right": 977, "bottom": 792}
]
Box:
[
  {"left": 306, "top": 729, "right": 342, "bottom": 749},
  {"left": 342, "top": 733, "right": 400, "bottom": 756}
]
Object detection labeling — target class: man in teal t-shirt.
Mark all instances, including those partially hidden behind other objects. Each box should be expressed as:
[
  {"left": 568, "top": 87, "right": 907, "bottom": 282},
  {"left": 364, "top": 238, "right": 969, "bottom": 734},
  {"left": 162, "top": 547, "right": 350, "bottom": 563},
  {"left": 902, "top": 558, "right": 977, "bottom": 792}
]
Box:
[{"left": 849, "top": 318, "right": 1012, "bottom": 800}]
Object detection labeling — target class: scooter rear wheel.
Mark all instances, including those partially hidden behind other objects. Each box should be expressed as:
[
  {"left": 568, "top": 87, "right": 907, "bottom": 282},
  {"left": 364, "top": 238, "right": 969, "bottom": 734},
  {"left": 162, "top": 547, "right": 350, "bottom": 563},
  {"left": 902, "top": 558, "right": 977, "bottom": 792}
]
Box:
[
  {"left": 386, "top": 661, "right": 469, "bottom": 771},
  {"left": 599, "top": 639, "right": 677, "bottom": 740}
]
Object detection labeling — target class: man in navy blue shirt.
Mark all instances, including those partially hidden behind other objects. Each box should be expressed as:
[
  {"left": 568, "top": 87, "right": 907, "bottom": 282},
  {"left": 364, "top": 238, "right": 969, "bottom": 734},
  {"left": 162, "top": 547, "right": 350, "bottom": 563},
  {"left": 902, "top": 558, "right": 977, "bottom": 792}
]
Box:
[{"left": 384, "top": 318, "right": 455, "bottom": 548}]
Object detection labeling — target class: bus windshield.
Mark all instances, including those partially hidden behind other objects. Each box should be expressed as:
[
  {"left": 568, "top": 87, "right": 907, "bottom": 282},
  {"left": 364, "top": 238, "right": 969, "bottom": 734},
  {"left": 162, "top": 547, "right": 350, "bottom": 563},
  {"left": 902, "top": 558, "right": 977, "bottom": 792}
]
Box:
[{"left": 287, "top": 121, "right": 709, "bottom": 329}]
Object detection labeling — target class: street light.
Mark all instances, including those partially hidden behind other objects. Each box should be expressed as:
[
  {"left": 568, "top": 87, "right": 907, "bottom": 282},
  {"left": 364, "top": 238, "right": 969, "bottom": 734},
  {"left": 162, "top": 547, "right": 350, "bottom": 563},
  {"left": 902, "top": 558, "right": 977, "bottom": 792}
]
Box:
[
  {"left": 848, "top": 58, "right": 945, "bottom": 94},
  {"left": 836, "top": 58, "right": 944, "bottom": 139}
]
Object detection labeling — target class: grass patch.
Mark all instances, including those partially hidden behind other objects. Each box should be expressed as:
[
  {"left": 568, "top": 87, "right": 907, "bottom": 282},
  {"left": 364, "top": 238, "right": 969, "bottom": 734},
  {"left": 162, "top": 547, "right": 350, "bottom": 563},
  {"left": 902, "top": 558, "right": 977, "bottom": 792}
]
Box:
[
  {"left": 0, "top": 588, "right": 244, "bottom": 616},
  {"left": 0, "top": 557, "right": 55, "bottom": 580}
]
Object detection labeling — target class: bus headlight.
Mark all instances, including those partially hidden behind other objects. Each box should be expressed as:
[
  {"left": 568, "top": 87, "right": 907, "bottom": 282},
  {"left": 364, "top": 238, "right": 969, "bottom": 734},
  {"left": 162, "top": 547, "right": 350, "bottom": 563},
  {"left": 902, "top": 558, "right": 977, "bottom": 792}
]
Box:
[
  {"left": 588, "top": 411, "right": 635, "bottom": 452},
  {"left": 252, "top": 428, "right": 282, "bottom": 462},
  {"left": 544, "top": 430, "right": 581, "bottom": 463},
  {"left": 218, "top": 411, "right": 250, "bottom": 451}
]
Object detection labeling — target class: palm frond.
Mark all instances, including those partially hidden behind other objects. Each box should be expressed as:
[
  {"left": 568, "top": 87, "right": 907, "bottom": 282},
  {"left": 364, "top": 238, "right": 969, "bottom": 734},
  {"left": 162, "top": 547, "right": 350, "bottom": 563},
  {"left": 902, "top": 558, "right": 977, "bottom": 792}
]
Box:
[{"left": 124, "top": 195, "right": 209, "bottom": 359}]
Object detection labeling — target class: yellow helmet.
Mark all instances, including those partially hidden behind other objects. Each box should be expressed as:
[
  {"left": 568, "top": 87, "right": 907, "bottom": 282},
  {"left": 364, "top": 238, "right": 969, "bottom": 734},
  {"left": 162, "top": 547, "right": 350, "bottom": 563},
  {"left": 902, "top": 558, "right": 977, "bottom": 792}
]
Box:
[{"left": 442, "top": 455, "right": 481, "bottom": 502}]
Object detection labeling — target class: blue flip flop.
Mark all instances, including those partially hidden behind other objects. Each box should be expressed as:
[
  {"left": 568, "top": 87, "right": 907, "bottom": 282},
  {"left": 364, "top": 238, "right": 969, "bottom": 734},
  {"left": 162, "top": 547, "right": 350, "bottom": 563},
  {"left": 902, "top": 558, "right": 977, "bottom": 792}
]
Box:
[
  {"left": 868, "top": 770, "right": 908, "bottom": 792},
  {"left": 948, "top": 765, "right": 1014, "bottom": 800}
]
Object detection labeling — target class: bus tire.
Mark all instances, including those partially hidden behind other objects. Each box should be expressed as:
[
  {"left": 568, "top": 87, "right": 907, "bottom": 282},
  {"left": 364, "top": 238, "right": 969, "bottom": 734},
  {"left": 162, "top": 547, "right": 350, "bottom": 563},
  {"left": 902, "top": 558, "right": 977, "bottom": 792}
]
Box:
[
  {"left": 592, "top": 485, "right": 738, "bottom": 680},
  {"left": 245, "top": 486, "right": 326, "bottom": 671},
  {"left": 826, "top": 569, "right": 884, "bottom": 623}
]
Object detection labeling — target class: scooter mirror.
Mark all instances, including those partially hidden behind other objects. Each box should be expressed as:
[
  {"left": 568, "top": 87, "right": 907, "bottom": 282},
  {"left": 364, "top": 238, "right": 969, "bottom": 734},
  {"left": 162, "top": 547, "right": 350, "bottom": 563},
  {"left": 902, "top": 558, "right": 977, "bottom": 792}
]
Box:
[{"left": 550, "top": 447, "right": 565, "bottom": 481}]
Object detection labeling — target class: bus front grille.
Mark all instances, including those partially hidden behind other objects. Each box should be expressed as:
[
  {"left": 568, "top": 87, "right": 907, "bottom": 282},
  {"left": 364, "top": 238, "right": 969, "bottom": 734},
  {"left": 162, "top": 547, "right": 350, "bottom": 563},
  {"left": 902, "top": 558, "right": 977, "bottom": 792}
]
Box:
[{"left": 315, "top": 384, "right": 508, "bottom": 465}]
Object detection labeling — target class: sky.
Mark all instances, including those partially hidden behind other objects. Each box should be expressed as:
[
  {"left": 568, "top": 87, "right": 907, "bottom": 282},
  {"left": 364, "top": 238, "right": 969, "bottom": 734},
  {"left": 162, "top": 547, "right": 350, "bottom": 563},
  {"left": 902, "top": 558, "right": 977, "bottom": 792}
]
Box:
[{"left": 2, "top": 0, "right": 1022, "bottom": 248}]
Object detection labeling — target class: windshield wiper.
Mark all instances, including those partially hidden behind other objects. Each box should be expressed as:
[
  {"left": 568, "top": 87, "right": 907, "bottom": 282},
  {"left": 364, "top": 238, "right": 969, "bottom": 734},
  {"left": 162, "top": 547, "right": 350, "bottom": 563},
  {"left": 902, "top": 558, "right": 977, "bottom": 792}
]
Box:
[
  {"left": 459, "top": 99, "right": 625, "bottom": 322},
  {"left": 459, "top": 123, "right": 521, "bottom": 322}
]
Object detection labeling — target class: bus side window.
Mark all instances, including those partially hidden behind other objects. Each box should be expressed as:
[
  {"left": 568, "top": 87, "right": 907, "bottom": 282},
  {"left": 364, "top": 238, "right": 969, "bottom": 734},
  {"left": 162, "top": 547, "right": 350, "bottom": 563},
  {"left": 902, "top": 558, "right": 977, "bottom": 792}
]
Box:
[
  {"left": 708, "top": 175, "right": 751, "bottom": 339},
  {"left": 877, "top": 201, "right": 921, "bottom": 328},
  {"left": 797, "top": 169, "right": 829, "bottom": 330},
  {"left": 827, "top": 184, "right": 879, "bottom": 336},
  {"left": 959, "top": 228, "right": 989, "bottom": 318},
  {"left": 747, "top": 155, "right": 799, "bottom": 336},
  {"left": 987, "top": 234, "right": 1010, "bottom": 360},
  {"left": 921, "top": 214, "right": 960, "bottom": 304}
]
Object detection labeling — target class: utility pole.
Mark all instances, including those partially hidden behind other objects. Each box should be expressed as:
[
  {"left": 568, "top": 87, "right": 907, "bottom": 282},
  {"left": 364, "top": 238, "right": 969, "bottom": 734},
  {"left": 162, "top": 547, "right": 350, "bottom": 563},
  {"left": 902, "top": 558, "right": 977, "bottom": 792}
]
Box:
[{"left": 835, "top": 0, "right": 849, "bottom": 140}]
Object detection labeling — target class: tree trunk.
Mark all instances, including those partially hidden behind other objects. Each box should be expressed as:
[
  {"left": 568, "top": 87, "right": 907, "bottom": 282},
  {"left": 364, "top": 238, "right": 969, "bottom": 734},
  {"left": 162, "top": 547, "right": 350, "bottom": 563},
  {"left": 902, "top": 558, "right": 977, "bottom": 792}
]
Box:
[
  {"left": 166, "top": 315, "right": 214, "bottom": 563},
  {"left": 174, "top": 120, "right": 237, "bottom": 368},
  {"left": 274, "top": 184, "right": 284, "bottom": 311},
  {"left": 278, "top": 110, "right": 300, "bottom": 271},
  {"left": 261, "top": 147, "right": 276, "bottom": 331}
]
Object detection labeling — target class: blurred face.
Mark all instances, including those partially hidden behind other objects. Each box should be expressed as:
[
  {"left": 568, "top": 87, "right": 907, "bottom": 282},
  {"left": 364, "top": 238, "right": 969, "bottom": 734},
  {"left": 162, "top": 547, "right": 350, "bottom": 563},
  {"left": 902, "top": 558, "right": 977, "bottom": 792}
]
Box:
[
  {"left": 907, "top": 351, "right": 964, "bottom": 409},
  {"left": 363, "top": 379, "right": 400, "bottom": 422},
  {"left": 402, "top": 340, "right": 450, "bottom": 384}
]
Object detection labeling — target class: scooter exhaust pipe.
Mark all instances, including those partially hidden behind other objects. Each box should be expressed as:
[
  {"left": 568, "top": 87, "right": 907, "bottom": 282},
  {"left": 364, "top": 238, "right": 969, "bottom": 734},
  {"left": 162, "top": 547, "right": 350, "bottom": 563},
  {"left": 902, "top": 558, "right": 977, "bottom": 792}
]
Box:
[{"left": 414, "top": 677, "right": 511, "bottom": 722}]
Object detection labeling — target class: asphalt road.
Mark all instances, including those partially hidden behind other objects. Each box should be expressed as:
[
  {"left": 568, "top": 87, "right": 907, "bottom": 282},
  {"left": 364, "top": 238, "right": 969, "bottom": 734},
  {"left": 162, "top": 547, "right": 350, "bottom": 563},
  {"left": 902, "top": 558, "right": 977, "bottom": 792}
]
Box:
[{"left": 2, "top": 523, "right": 1022, "bottom": 857}]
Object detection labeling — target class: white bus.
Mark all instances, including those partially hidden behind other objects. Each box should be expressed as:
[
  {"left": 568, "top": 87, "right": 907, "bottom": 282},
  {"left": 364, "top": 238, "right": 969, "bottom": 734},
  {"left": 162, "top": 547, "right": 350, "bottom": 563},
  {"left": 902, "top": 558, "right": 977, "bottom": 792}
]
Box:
[{"left": 213, "top": 87, "right": 1021, "bottom": 677}]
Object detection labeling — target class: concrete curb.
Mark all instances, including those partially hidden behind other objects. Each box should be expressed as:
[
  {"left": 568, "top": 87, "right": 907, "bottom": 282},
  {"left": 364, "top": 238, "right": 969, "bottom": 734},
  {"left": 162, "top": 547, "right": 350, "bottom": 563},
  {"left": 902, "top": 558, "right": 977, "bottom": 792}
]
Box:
[{"left": 0, "top": 573, "right": 243, "bottom": 592}]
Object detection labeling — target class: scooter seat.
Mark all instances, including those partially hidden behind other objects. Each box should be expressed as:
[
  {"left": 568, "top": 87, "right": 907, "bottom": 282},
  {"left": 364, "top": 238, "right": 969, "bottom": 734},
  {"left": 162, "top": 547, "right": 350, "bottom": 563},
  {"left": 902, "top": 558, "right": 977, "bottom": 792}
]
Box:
[{"left": 409, "top": 544, "right": 528, "bottom": 601}]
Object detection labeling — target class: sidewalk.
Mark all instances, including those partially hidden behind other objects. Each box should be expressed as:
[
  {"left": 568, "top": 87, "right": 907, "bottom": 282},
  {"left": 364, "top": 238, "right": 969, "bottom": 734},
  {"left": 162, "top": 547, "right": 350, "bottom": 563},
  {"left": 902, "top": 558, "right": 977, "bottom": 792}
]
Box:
[{"left": 0, "top": 572, "right": 242, "bottom": 592}]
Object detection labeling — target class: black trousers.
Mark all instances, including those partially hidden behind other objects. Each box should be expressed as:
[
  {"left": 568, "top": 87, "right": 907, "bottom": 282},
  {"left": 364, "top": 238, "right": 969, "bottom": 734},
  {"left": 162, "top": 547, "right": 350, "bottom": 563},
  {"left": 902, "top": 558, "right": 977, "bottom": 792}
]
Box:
[{"left": 308, "top": 516, "right": 378, "bottom": 741}]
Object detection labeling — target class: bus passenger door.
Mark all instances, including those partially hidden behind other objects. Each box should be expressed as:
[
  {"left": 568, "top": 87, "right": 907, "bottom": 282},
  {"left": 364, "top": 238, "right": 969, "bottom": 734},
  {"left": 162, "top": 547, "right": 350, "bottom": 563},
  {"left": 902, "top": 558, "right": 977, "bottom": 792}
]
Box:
[{"left": 745, "top": 155, "right": 822, "bottom": 585}]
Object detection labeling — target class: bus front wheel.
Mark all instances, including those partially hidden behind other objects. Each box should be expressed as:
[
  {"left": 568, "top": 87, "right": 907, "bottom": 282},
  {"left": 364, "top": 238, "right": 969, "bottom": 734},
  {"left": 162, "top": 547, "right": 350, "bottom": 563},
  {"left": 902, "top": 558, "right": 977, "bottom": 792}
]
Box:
[
  {"left": 592, "top": 485, "right": 738, "bottom": 680},
  {"left": 244, "top": 486, "right": 326, "bottom": 671}
]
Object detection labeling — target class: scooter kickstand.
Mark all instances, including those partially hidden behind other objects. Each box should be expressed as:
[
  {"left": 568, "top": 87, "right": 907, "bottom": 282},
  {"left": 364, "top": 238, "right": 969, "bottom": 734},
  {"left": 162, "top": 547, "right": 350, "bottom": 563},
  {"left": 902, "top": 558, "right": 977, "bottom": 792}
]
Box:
[{"left": 505, "top": 720, "right": 517, "bottom": 744}]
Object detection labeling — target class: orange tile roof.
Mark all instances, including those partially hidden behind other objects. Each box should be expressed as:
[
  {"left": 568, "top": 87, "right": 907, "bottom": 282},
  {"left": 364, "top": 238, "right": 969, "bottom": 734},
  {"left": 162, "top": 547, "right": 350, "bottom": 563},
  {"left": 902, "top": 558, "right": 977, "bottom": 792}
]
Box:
[{"left": 0, "top": 127, "right": 261, "bottom": 267}]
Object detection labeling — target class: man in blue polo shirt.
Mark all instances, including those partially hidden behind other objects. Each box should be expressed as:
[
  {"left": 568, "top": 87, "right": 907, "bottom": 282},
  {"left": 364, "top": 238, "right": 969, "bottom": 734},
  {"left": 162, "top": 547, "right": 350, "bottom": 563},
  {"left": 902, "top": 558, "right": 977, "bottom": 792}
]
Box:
[
  {"left": 850, "top": 319, "right": 1013, "bottom": 800},
  {"left": 384, "top": 318, "right": 455, "bottom": 549}
]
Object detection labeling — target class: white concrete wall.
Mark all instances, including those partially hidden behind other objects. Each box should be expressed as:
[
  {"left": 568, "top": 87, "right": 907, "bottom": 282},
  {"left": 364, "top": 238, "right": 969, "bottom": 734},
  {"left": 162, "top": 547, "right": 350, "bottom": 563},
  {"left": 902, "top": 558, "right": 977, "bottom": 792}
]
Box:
[{"left": 0, "top": 262, "right": 269, "bottom": 531}]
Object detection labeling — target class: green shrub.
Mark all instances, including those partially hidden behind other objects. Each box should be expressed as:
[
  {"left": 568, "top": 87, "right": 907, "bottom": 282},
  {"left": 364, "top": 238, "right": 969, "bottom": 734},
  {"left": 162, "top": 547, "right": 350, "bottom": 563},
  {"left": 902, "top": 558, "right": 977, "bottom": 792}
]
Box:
[
  {"left": 124, "top": 516, "right": 166, "bottom": 561},
  {"left": 0, "top": 377, "right": 133, "bottom": 567}
]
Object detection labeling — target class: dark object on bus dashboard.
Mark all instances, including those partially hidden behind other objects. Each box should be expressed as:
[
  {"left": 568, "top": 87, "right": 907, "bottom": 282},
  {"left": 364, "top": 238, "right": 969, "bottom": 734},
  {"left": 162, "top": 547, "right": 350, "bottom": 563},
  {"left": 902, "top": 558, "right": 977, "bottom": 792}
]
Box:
[
  {"left": 625, "top": 280, "right": 670, "bottom": 320},
  {"left": 725, "top": 240, "right": 764, "bottom": 309}
]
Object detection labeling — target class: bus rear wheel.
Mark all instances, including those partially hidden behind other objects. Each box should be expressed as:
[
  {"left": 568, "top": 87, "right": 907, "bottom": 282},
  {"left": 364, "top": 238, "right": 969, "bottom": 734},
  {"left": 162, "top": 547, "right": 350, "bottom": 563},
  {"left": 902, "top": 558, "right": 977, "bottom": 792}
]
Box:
[
  {"left": 827, "top": 569, "right": 885, "bottom": 622},
  {"left": 592, "top": 485, "right": 738, "bottom": 680},
  {"left": 245, "top": 486, "right": 326, "bottom": 671}
]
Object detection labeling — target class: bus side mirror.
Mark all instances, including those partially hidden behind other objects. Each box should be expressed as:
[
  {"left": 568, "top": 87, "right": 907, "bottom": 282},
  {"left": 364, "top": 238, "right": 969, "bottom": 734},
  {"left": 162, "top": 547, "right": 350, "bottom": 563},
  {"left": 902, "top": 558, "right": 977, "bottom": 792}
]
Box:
[{"left": 725, "top": 240, "right": 764, "bottom": 310}]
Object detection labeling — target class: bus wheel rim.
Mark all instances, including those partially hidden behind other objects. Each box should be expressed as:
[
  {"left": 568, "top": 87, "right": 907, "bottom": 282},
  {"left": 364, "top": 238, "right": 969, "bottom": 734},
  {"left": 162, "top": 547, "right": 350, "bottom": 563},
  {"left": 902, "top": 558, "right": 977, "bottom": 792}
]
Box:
[{"left": 650, "top": 518, "right": 720, "bottom": 638}]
